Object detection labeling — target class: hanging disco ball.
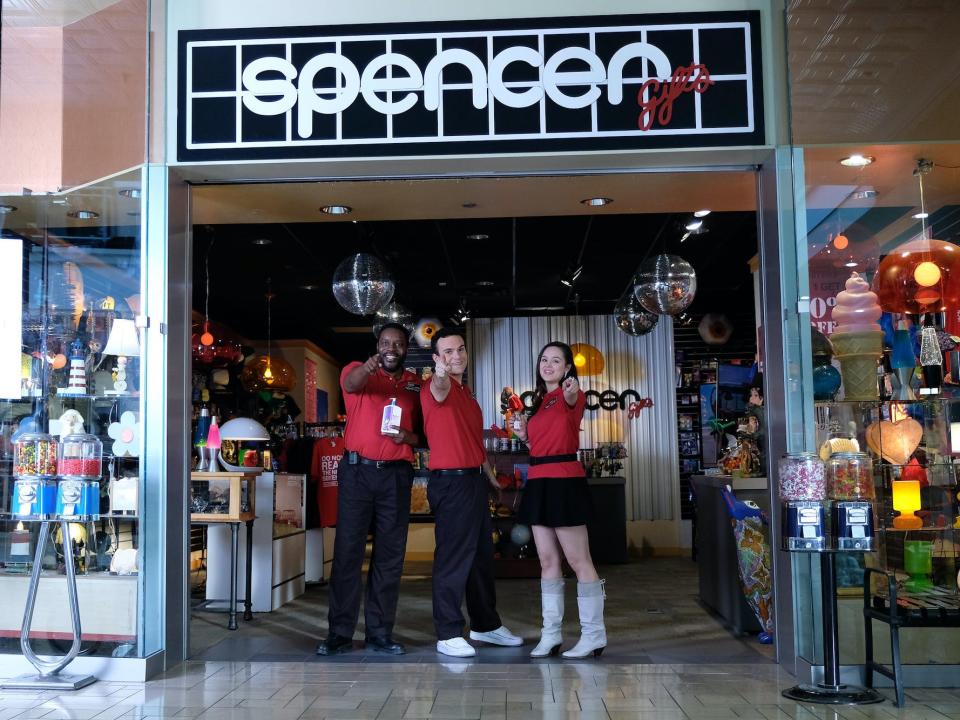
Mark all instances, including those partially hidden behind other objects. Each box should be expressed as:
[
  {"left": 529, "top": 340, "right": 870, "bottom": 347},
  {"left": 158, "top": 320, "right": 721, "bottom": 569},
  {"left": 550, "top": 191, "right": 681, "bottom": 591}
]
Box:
[
  {"left": 332, "top": 253, "right": 395, "bottom": 315},
  {"left": 633, "top": 254, "right": 697, "bottom": 316},
  {"left": 372, "top": 301, "right": 415, "bottom": 337},
  {"left": 614, "top": 292, "right": 659, "bottom": 337}
]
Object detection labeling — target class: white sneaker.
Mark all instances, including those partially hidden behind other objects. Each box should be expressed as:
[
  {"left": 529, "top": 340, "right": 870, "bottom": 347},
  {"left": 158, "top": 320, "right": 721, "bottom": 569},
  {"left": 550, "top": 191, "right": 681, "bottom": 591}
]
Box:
[
  {"left": 469, "top": 625, "right": 523, "bottom": 647},
  {"left": 436, "top": 637, "right": 476, "bottom": 657}
]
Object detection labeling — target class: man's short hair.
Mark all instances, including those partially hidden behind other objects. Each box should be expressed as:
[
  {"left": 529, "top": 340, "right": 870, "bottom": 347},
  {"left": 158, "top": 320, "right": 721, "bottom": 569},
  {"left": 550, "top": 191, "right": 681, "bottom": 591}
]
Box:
[
  {"left": 431, "top": 326, "right": 466, "bottom": 355},
  {"left": 377, "top": 323, "right": 411, "bottom": 343}
]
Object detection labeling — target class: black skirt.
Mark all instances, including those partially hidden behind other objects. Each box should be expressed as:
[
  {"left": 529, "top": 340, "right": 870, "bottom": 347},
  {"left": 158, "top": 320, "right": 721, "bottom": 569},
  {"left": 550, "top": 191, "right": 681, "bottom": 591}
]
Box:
[{"left": 517, "top": 476, "right": 593, "bottom": 527}]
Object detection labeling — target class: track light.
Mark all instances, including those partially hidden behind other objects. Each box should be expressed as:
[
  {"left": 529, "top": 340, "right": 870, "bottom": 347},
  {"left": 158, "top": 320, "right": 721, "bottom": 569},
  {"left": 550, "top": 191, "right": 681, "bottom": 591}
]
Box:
[{"left": 560, "top": 265, "right": 583, "bottom": 287}]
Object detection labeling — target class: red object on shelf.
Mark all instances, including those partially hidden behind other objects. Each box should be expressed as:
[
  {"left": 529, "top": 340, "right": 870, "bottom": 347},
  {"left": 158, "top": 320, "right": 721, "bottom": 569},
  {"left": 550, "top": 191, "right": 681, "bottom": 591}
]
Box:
[{"left": 901, "top": 457, "right": 928, "bottom": 487}]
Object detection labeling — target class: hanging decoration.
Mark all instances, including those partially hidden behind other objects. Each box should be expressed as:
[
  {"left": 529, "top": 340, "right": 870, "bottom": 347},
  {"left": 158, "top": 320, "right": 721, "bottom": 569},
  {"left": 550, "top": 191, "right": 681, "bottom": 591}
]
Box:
[
  {"left": 633, "top": 254, "right": 697, "bottom": 315},
  {"left": 200, "top": 237, "right": 216, "bottom": 346},
  {"left": 332, "top": 253, "right": 395, "bottom": 315},
  {"left": 874, "top": 159, "right": 960, "bottom": 313},
  {"left": 614, "top": 291, "right": 658, "bottom": 337},
  {"left": 413, "top": 317, "right": 441, "bottom": 349},
  {"left": 698, "top": 313, "right": 734, "bottom": 345},
  {"left": 373, "top": 301, "right": 416, "bottom": 336},
  {"left": 241, "top": 284, "right": 296, "bottom": 392}
]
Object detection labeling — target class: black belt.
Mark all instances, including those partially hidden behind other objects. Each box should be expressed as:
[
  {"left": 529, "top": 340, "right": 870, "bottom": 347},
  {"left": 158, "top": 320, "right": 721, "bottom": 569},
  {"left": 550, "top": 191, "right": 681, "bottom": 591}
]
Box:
[
  {"left": 430, "top": 467, "right": 483, "bottom": 476},
  {"left": 529, "top": 453, "right": 579, "bottom": 466},
  {"left": 345, "top": 450, "right": 411, "bottom": 469}
]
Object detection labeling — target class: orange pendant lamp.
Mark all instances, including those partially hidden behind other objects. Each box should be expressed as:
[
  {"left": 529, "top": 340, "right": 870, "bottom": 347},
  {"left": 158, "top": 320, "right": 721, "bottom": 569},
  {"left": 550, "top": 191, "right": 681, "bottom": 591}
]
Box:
[{"left": 241, "top": 286, "right": 296, "bottom": 392}]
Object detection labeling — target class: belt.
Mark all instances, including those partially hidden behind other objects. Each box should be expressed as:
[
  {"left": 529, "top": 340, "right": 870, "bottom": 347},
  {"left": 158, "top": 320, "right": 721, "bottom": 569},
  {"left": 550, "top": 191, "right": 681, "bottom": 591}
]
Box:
[
  {"left": 345, "top": 450, "right": 411, "bottom": 469},
  {"left": 529, "top": 453, "right": 579, "bottom": 466},
  {"left": 430, "top": 467, "right": 483, "bottom": 476}
]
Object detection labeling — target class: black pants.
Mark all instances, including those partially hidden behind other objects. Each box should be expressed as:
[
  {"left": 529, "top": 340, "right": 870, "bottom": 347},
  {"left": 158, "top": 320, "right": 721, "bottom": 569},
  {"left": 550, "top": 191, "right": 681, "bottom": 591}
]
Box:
[
  {"left": 428, "top": 471, "right": 502, "bottom": 640},
  {"left": 327, "top": 461, "right": 412, "bottom": 639}
]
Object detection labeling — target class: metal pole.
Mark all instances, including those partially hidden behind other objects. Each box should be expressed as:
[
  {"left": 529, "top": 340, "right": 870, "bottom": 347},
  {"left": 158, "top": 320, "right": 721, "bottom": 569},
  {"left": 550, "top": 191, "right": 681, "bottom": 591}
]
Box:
[
  {"left": 228, "top": 522, "right": 239, "bottom": 630},
  {"left": 821, "top": 553, "right": 841, "bottom": 690},
  {"left": 244, "top": 519, "right": 254, "bottom": 621}
]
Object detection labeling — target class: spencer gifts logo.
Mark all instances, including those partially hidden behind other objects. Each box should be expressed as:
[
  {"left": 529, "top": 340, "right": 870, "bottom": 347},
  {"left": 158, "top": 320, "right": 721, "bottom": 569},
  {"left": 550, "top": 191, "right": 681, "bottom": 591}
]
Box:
[{"left": 178, "top": 12, "right": 762, "bottom": 161}]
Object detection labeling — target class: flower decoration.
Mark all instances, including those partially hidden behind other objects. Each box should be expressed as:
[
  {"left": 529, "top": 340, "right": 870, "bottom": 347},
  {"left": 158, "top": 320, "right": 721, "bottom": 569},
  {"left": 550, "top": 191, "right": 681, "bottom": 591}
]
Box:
[{"left": 108, "top": 411, "right": 140, "bottom": 457}]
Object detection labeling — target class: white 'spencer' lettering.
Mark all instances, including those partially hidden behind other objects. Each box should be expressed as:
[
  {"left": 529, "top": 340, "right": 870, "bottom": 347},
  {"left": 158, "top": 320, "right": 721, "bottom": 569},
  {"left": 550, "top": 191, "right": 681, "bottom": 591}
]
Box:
[{"left": 239, "top": 41, "right": 678, "bottom": 128}]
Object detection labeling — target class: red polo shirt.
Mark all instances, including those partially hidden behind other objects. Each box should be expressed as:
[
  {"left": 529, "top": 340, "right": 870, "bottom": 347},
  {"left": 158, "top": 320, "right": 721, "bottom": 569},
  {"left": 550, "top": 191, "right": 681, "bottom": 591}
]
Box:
[
  {"left": 341, "top": 362, "right": 422, "bottom": 462},
  {"left": 421, "top": 377, "right": 486, "bottom": 470},
  {"left": 526, "top": 388, "right": 586, "bottom": 479}
]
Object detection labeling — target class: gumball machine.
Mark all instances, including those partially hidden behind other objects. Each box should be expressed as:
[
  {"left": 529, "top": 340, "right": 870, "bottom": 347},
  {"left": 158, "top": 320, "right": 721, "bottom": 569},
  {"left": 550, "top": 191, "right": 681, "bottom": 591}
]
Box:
[
  {"left": 779, "top": 452, "right": 827, "bottom": 551},
  {"left": 826, "top": 452, "right": 875, "bottom": 551}
]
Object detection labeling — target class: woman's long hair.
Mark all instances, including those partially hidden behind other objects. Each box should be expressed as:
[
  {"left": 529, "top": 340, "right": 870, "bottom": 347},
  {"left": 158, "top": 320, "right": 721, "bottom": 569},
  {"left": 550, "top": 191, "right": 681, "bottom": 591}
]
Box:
[{"left": 529, "top": 341, "right": 577, "bottom": 416}]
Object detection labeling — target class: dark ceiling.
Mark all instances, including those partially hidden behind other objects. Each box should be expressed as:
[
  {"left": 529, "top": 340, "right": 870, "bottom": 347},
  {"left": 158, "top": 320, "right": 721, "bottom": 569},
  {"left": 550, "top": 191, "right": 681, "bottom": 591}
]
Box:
[{"left": 193, "top": 211, "right": 759, "bottom": 363}]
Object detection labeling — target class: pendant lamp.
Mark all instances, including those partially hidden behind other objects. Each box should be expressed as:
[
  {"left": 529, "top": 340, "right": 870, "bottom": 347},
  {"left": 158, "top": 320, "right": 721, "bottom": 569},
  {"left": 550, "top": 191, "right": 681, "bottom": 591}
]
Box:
[
  {"left": 874, "top": 159, "right": 960, "bottom": 313},
  {"left": 241, "top": 285, "right": 296, "bottom": 392}
]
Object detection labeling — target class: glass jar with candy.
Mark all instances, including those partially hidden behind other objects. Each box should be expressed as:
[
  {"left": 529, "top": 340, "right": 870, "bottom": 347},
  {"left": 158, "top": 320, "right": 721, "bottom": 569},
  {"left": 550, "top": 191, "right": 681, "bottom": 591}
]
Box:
[{"left": 826, "top": 451, "right": 875, "bottom": 501}]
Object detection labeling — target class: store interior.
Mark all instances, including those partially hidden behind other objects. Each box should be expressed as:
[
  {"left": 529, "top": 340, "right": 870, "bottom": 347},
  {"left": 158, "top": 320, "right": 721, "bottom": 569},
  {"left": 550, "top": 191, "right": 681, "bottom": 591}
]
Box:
[{"left": 184, "top": 170, "right": 773, "bottom": 663}]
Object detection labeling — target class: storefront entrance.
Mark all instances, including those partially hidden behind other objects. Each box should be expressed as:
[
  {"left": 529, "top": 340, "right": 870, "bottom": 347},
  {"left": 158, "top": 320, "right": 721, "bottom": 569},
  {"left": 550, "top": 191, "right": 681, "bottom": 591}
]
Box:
[{"left": 179, "top": 167, "right": 783, "bottom": 664}]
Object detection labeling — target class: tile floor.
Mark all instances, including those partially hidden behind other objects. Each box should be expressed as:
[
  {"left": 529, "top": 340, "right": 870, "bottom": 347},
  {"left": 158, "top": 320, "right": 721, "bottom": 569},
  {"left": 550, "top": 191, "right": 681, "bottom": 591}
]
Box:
[{"left": 0, "top": 660, "right": 949, "bottom": 720}]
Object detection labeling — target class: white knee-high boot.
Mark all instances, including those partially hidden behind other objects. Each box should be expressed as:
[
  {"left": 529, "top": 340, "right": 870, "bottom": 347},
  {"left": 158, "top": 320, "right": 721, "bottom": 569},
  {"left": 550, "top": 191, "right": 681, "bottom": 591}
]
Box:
[
  {"left": 530, "top": 578, "right": 564, "bottom": 658},
  {"left": 562, "top": 579, "right": 606, "bottom": 659}
]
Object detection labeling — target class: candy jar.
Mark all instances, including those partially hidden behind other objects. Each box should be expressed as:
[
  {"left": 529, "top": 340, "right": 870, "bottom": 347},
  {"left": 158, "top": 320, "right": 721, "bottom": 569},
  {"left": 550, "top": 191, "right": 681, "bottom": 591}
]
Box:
[
  {"left": 778, "top": 452, "right": 826, "bottom": 501},
  {"left": 827, "top": 451, "right": 875, "bottom": 501},
  {"left": 58, "top": 433, "right": 103, "bottom": 479},
  {"left": 13, "top": 432, "right": 58, "bottom": 478}
]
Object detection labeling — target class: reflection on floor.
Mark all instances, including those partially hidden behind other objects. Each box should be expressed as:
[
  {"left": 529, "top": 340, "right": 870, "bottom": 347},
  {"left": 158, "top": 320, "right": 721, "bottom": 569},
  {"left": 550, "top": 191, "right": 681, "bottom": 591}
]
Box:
[
  {"left": 191, "top": 558, "right": 774, "bottom": 665},
  {"left": 0, "top": 661, "right": 930, "bottom": 719}
]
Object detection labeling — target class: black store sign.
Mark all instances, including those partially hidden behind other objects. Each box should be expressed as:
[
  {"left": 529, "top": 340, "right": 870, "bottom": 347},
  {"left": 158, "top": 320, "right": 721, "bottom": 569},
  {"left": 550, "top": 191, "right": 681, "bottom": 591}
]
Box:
[{"left": 177, "top": 11, "right": 763, "bottom": 162}]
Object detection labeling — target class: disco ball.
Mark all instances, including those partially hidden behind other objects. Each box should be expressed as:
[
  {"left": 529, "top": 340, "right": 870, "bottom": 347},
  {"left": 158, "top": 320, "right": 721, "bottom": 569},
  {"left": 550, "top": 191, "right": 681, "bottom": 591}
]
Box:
[
  {"left": 509, "top": 523, "right": 532, "bottom": 546},
  {"left": 633, "top": 254, "right": 697, "bottom": 315},
  {"left": 615, "top": 292, "right": 659, "bottom": 336},
  {"left": 332, "top": 253, "right": 395, "bottom": 315},
  {"left": 372, "top": 301, "right": 415, "bottom": 337}
]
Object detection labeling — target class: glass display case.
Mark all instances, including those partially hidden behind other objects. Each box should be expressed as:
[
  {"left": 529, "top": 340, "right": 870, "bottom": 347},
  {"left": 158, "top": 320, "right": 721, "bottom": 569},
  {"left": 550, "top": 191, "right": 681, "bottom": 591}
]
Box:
[
  {"left": 273, "top": 472, "right": 305, "bottom": 539},
  {"left": 189, "top": 472, "right": 257, "bottom": 522}
]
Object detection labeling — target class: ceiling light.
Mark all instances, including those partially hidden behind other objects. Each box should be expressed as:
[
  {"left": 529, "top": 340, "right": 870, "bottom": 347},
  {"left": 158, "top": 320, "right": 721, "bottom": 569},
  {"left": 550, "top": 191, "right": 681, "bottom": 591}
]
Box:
[
  {"left": 320, "top": 204, "right": 352, "bottom": 215},
  {"left": 850, "top": 189, "right": 878, "bottom": 200},
  {"left": 462, "top": 202, "right": 478, "bottom": 208},
  {"left": 438, "top": 281, "right": 447, "bottom": 287},
  {"left": 693, "top": 209, "right": 711, "bottom": 218},
  {"left": 467, "top": 233, "right": 489, "bottom": 241},
  {"left": 51, "top": 199, "right": 68, "bottom": 205},
  {"left": 300, "top": 284, "right": 318, "bottom": 290},
  {"left": 685, "top": 220, "right": 703, "bottom": 231},
  {"left": 844, "top": 261, "right": 858, "bottom": 268},
  {"left": 118, "top": 189, "right": 141, "bottom": 199},
  {"left": 475, "top": 280, "right": 494, "bottom": 287},
  {"left": 560, "top": 265, "right": 583, "bottom": 288},
  {"left": 912, "top": 212, "right": 930, "bottom": 219},
  {"left": 67, "top": 209, "right": 99, "bottom": 219},
  {"left": 252, "top": 238, "right": 272, "bottom": 246},
  {"left": 839, "top": 154, "right": 875, "bottom": 167},
  {"left": 580, "top": 197, "right": 612, "bottom": 207},
  {"left": 0, "top": 204, "right": 17, "bottom": 214}
]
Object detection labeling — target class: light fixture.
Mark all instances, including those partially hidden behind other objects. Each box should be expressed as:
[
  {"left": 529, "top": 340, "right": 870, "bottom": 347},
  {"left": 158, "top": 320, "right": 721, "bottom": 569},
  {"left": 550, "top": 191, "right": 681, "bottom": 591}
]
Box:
[
  {"left": 217, "top": 417, "right": 270, "bottom": 472},
  {"left": 117, "top": 189, "right": 141, "bottom": 200},
  {"left": 240, "top": 283, "right": 296, "bottom": 392},
  {"left": 914, "top": 261, "right": 941, "bottom": 287},
  {"left": 300, "top": 284, "right": 319, "bottom": 291},
  {"left": 913, "top": 212, "right": 930, "bottom": 220},
  {"left": 320, "top": 204, "right": 352, "bottom": 215},
  {"left": 252, "top": 238, "right": 272, "bottom": 246},
  {"left": 67, "top": 209, "right": 99, "bottom": 220},
  {"left": 560, "top": 265, "right": 583, "bottom": 288},
  {"left": 569, "top": 343, "right": 604, "bottom": 376},
  {"left": 103, "top": 318, "right": 141, "bottom": 395},
  {"left": 467, "top": 233, "right": 489, "bottom": 241},
  {"left": 200, "top": 237, "right": 216, "bottom": 347},
  {"left": 844, "top": 261, "right": 858, "bottom": 268},
  {"left": 580, "top": 197, "right": 612, "bottom": 207},
  {"left": 462, "top": 202, "right": 478, "bottom": 208},
  {"left": 832, "top": 233, "right": 849, "bottom": 250},
  {"left": 891, "top": 480, "right": 923, "bottom": 530},
  {"left": 685, "top": 220, "right": 703, "bottom": 231},
  {"left": 475, "top": 280, "right": 494, "bottom": 287},
  {"left": 0, "top": 204, "right": 17, "bottom": 214},
  {"left": 693, "top": 209, "right": 711, "bottom": 218},
  {"left": 839, "top": 154, "right": 875, "bottom": 167},
  {"left": 850, "top": 189, "right": 879, "bottom": 200},
  {"left": 904, "top": 540, "right": 934, "bottom": 592}
]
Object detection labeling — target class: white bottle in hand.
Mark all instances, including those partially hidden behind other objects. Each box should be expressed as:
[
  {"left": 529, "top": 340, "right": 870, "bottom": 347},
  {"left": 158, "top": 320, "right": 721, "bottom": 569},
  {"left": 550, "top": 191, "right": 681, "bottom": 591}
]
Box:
[{"left": 381, "top": 398, "right": 402, "bottom": 436}]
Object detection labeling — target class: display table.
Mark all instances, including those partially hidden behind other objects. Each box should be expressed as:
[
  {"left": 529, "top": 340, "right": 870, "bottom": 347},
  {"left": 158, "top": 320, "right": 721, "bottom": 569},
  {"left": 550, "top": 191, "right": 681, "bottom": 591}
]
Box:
[{"left": 690, "top": 474, "right": 769, "bottom": 634}]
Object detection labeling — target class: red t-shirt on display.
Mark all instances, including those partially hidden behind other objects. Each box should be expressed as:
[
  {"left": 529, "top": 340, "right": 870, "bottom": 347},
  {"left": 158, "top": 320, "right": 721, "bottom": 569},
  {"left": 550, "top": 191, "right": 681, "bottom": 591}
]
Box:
[
  {"left": 340, "top": 361, "right": 422, "bottom": 462},
  {"left": 526, "top": 387, "right": 586, "bottom": 479},
  {"left": 421, "top": 378, "right": 486, "bottom": 470}
]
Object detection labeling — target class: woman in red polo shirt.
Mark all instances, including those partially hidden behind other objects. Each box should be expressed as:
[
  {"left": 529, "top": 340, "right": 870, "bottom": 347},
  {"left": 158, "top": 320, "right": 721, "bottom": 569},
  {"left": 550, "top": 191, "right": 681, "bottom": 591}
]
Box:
[{"left": 514, "top": 341, "right": 605, "bottom": 659}]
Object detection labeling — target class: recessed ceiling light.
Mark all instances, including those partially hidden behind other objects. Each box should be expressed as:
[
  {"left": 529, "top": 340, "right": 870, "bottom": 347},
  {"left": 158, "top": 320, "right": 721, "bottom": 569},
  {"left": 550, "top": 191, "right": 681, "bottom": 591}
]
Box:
[
  {"left": 693, "top": 209, "right": 711, "bottom": 218},
  {"left": 580, "top": 197, "right": 612, "bottom": 207},
  {"left": 252, "top": 238, "right": 272, "bottom": 246},
  {"left": 913, "top": 212, "right": 930, "bottom": 219},
  {"left": 850, "top": 189, "right": 878, "bottom": 200},
  {"left": 118, "top": 189, "right": 141, "bottom": 199},
  {"left": 839, "top": 154, "right": 875, "bottom": 167},
  {"left": 67, "top": 209, "right": 99, "bottom": 219},
  {"left": 320, "top": 204, "right": 352, "bottom": 215},
  {"left": 476, "top": 280, "right": 494, "bottom": 287},
  {"left": 0, "top": 204, "right": 17, "bottom": 214},
  {"left": 462, "top": 202, "right": 478, "bottom": 208},
  {"left": 685, "top": 220, "right": 704, "bottom": 231},
  {"left": 467, "top": 233, "right": 489, "bottom": 241},
  {"left": 51, "top": 199, "right": 68, "bottom": 205},
  {"left": 301, "top": 284, "right": 318, "bottom": 290},
  {"left": 438, "top": 281, "right": 447, "bottom": 287},
  {"left": 844, "top": 261, "right": 858, "bottom": 267}
]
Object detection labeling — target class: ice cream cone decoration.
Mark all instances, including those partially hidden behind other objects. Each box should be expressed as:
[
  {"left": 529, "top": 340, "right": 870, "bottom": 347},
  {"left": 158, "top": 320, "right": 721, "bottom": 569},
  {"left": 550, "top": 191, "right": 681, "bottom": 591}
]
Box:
[{"left": 831, "top": 273, "right": 883, "bottom": 401}]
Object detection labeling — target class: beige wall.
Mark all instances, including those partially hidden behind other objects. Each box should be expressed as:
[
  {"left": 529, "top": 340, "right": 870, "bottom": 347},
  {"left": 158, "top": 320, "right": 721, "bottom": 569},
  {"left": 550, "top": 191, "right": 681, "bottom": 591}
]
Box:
[{"left": 256, "top": 340, "right": 342, "bottom": 423}]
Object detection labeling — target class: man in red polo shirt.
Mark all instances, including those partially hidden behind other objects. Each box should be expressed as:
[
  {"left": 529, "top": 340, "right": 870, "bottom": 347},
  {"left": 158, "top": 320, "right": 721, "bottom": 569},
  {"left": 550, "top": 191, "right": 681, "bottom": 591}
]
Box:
[
  {"left": 422, "top": 327, "right": 522, "bottom": 658},
  {"left": 316, "top": 323, "right": 421, "bottom": 656}
]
